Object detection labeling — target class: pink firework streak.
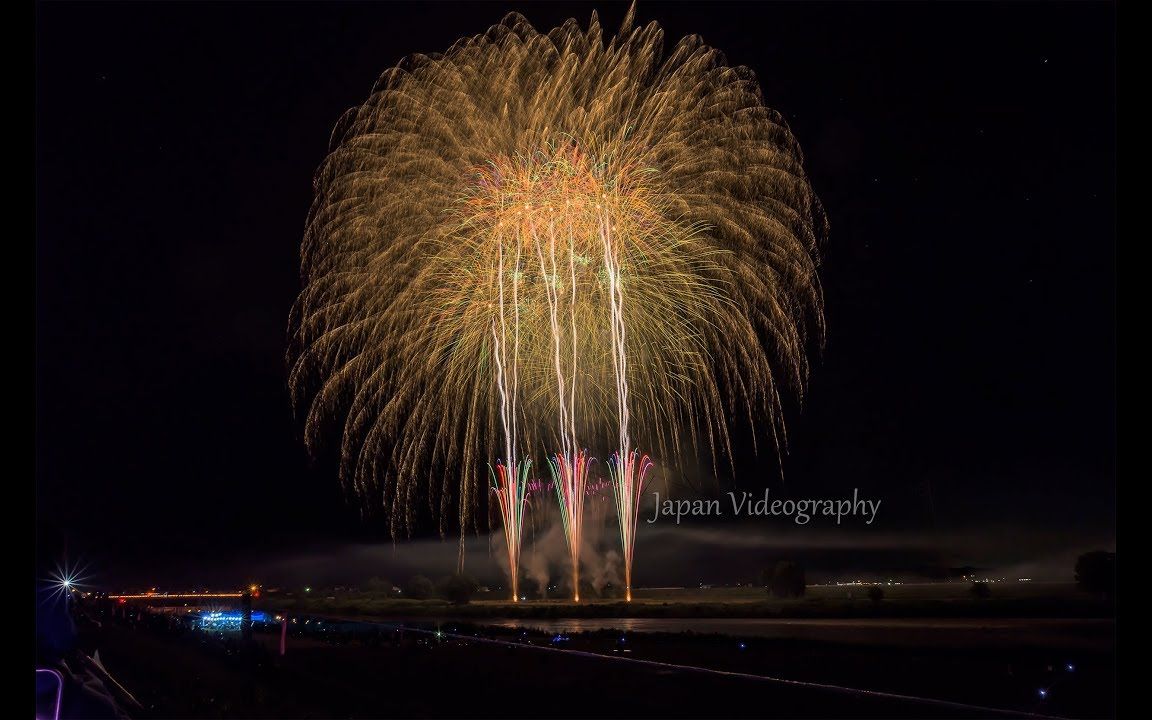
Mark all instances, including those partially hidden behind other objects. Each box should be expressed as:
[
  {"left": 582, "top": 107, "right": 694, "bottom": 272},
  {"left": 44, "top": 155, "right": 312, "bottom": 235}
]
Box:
[
  {"left": 547, "top": 449, "right": 593, "bottom": 602},
  {"left": 490, "top": 459, "right": 530, "bottom": 602},
  {"left": 608, "top": 450, "right": 654, "bottom": 602}
]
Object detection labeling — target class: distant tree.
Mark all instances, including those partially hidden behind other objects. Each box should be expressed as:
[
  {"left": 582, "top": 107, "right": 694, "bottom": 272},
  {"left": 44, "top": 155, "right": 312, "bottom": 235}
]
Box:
[
  {"left": 366, "top": 576, "right": 392, "bottom": 595},
  {"left": 867, "top": 586, "right": 885, "bottom": 603},
  {"left": 1075, "top": 551, "right": 1116, "bottom": 597},
  {"left": 970, "top": 581, "right": 992, "bottom": 599},
  {"left": 406, "top": 575, "right": 434, "bottom": 600},
  {"left": 767, "top": 561, "right": 806, "bottom": 598},
  {"left": 438, "top": 574, "right": 478, "bottom": 605}
]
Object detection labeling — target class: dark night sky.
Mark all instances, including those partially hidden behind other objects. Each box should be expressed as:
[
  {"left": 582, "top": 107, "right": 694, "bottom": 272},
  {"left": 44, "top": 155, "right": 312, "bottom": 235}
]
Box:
[{"left": 36, "top": 2, "right": 1115, "bottom": 586}]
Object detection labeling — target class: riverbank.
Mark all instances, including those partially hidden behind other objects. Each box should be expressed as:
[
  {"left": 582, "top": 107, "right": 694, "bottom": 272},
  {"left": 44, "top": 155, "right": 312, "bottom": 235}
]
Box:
[
  {"left": 256, "top": 582, "right": 1112, "bottom": 620},
  {"left": 83, "top": 602, "right": 1114, "bottom": 718}
]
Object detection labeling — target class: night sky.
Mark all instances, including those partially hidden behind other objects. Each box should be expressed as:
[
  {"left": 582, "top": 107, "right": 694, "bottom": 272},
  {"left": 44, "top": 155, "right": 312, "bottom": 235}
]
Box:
[{"left": 36, "top": 2, "right": 1115, "bottom": 586}]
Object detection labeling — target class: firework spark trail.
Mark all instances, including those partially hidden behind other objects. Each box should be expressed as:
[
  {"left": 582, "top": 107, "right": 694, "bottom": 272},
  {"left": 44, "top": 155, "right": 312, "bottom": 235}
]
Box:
[
  {"left": 608, "top": 450, "right": 654, "bottom": 602},
  {"left": 488, "top": 459, "right": 530, "bottom": 601},
  {"left": 602, "top": 209, "right": 630, "bottom": 461},
  {"left": 598, "top": 202, "right": 655, "bottom": 600},
  {"left": 530, "top": 204, "right": 593, "bottom": 602},
  {"left": 533, "top": 216, "right": 577, "bottom": 457},
  {"left": 586, "top": 475, "right": 614, "bottom": 534},
  {"left": 488, "top": 222, "right": 531, "bottom": 600},
  {"left": 288, "top": 6, "right": 827, "bottom": 568},
  {"left": 547, "top": 449, "right": 592, "bottom": 601}
]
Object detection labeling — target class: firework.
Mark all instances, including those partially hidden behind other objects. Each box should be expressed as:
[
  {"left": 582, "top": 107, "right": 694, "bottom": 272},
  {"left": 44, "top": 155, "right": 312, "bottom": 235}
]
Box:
[
  {"left": 585, "top": 474, "right": 614, "bottom": 530},
  {"left": 608, "top": 450, "right": 654, "bottom": 601},
  {"left": 489, "top": 228, "right": 529, "bottom": 600},
  {"left": 489, "top": 459, "right": 530, "bottom": 601},
  {"left": 524, "top": 477, "right": 554, "bottom": 532},
  {"left": 547, "top": 449, "right": 593, "bottom": 601},
  {"left": 288, "top": 4, "right": 826, "bottom": 573}
]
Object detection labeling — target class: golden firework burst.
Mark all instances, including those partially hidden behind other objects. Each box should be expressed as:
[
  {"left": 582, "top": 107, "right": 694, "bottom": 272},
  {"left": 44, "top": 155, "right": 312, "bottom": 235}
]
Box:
[{"left": 288, "top": 6, "right": 826, "bottom": 543}]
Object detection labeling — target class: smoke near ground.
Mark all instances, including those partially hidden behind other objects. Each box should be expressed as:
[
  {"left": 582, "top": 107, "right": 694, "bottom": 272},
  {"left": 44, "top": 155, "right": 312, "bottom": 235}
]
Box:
[
  {"left": 101, "top": 518, "right": 1112, "bottom": 591},
  {"left": 498, "top": 498, "right": 623, "bottom": 598}
]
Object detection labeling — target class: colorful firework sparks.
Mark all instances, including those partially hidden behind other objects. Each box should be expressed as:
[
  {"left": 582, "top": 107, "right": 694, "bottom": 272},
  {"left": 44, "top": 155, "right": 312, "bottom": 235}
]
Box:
[
  {"left": 608, "top": 450, "right": 655, "bottom": 601},
  {"left": 547, "top": 449, "right": 594, "bottom": 601},
  {"left": 585, "top": 477, "right": 613, "bottom": 498},
  {"left": 525, "top": 477, "right": 553, "bottom": 501},
  {"left": 488, "top": 459, "right": 530, "bottom": 602},
  {"left": 288, "top": 4, "right": 826, "bottom": 573},
  {"left": 488, "top": 226, "right": 530, "bottom": 599}
]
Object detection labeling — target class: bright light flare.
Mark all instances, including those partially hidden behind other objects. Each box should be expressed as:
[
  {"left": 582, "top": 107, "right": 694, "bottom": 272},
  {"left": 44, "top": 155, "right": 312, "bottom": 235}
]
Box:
[{"left": 42, "top": 561, "right": 91, "bottom": 605}]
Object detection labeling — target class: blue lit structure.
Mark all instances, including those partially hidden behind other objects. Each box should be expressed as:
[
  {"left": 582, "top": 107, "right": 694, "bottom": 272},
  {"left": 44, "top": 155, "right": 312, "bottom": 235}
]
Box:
[{"left": 197, "top": 610, "right": 269, "bottom": 630}]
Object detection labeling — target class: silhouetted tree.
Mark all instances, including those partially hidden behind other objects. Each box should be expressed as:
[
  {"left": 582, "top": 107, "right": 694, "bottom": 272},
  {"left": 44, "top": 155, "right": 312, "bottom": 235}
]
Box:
[
  {"left": 1075, "top": 551, "right": 1116, "bottom": 597},
  {"left": 438, "top": 574, "right": 478, "bottom": 605},
  {"left": 366, "top": 576, "right": 392, "bottom": 595},
  {"left": 406, "top": 575, "right": 434, "bottom": 600},
  {"left": 767, "top": 561, "right": 806, "bottom": 598}
]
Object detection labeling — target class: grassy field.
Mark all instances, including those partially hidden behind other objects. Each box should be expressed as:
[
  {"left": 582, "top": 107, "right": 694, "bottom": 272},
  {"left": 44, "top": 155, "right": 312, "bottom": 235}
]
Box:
[
  {"left": 635, "top": 581, "right": 1082, "bottom": 602},
  {"left": 256, "top": 581, "right": 1111, "bottom": 620},
  {"left": 87, "top": 597, "right": 1115, "bottom": 718}
]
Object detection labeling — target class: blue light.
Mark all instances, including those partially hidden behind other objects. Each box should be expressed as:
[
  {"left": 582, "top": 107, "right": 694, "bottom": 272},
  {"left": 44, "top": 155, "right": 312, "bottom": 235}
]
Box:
[
  {"left": 738, "top": 642, "right": 747, "bottom": 650},
  {"left": 1066, "top": 663, "right": 1075, "bottom": 672},
  {"left": 1038, "top": 689, "right": 1048, "bottom": 699},
  {"left": 197, "top": 610, "right": 269, "bottom": 629}
]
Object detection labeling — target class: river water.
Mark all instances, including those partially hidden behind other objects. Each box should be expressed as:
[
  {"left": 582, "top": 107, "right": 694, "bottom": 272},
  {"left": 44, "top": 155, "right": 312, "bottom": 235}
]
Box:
[{"left": 466, "top": 616, "right": 1113, "bottom": 650}]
